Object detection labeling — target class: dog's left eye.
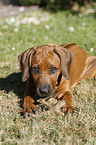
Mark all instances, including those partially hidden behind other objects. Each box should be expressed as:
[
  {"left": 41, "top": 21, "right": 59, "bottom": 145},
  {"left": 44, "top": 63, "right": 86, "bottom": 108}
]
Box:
[
  {"left": 50, "top": 66, "right": 58, "bottom": 74},
  {"left": 32, "top": 66, "right": 40, "bottom": 74}
]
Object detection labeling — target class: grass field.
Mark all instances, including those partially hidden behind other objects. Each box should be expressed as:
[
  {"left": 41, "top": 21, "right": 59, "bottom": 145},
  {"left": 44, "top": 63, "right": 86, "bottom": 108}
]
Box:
[{"left": 0, "top": 4, "right": 96, "bottom": 145}]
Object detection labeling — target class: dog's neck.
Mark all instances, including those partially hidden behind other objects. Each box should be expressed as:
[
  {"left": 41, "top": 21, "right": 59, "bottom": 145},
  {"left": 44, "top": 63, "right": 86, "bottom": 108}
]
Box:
[{"left": 56, "top": 72, "right": 62, "bottom": 86}]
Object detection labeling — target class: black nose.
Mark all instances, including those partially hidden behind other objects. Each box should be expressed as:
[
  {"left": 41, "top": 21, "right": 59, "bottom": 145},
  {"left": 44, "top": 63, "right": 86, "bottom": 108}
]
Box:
[{"left": 39, "top": 85, "right": 50, "bottom": 95}]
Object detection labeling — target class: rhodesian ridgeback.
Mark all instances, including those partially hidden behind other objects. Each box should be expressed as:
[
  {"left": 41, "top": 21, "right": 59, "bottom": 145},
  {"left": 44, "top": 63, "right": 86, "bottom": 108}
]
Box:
[{"left": 19, "top": 43, "right": 96, "bottom": 115}]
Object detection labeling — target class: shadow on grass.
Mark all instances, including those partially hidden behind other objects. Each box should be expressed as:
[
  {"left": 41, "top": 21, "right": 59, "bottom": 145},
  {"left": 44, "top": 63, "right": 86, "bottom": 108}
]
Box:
[{"left": 0, "top": 72, "right": 26, "bottom": 108}]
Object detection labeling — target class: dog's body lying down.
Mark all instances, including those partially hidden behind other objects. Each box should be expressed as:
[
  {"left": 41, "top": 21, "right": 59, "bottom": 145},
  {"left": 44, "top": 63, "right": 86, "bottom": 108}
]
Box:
[{"left": 19, "top": 43, "right": 96, "bottom": 114}]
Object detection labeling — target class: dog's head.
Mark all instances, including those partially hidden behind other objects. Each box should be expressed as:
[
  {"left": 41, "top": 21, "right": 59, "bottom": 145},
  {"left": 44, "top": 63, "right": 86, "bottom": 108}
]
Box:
[{"left": 18, "top": 44, "right": 74, "bottom": 97}]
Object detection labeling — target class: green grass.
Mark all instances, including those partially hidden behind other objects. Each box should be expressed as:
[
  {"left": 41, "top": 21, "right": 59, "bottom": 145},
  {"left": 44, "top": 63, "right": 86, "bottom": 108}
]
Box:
[{"left": 0, "top": 5, "right": 96, "bottom": 145}]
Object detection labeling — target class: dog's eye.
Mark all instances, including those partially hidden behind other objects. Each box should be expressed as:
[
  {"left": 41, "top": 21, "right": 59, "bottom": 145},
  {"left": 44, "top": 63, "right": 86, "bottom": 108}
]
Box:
[
  {"left": 50, "top": 66, "right": 58, "bottom": 74},
  {"left": 32, "top": 66, "right": 40, "bottom": 74}
]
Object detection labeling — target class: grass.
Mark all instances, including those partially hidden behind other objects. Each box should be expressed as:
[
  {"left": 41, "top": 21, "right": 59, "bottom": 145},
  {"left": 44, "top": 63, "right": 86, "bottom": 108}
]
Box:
[{"left": 0, "top": 4, "right": 96, "bottom": 145}]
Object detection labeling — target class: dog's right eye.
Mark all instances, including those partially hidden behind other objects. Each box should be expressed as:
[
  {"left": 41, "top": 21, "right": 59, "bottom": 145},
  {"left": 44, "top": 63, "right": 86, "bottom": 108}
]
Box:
[
  {"left": 32, "top": 66, "right": 40, "bottom": 74},
  {"left": 50, "top": 66, "right": 58, "bottom": 74}
]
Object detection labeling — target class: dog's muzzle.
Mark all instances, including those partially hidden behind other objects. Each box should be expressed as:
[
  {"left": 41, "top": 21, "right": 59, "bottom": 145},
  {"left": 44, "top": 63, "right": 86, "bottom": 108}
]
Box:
[
  {"left": 37, "top": 84, "right": 53, "bottom": 97},
  {"left": 39, "top": 85, "right": 50, "bottom": 95}
]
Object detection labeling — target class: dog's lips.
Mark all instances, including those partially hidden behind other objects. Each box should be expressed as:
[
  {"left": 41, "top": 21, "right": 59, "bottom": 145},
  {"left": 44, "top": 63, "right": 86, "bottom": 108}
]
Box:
[
  {"left": 39, "top": 95, "right": 49, "bottom": 98},
  {"left": 37, "top": 92, "right": 52, "bottom": 98}
]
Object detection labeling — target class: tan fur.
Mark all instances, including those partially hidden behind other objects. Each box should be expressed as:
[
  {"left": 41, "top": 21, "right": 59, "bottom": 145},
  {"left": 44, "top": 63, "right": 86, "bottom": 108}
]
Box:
[{"left": 19, "top": 43, "right": 96, "bottom": 114}]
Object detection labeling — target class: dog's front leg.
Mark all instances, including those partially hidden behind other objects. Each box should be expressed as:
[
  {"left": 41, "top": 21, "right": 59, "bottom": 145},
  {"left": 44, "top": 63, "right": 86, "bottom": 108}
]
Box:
[
  {"left": 23, "top": 78, "right": 37, "bottom": 116},
  {"left": 61, "top": 91, "right": 75, "bottom": 113},
  {"left": 56, "top": 79, "right": 75, "bottom": 113},
  {"left": 57, "top": 90, "right": 75, "bottom": 113},
  {"left": 23, "top": 95, "right": 37, "bottom": 115}
]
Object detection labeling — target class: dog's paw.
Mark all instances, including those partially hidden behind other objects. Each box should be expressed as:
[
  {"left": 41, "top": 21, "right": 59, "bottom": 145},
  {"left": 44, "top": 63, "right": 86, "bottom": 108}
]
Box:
[
  {"left": 24, "top": 112, "right": 38, "bottom": 118},
  {"left": 61, "top": 105, "right": 75, "bottom": 114},
  {"left": 23, "top": 107, "right": 38, "bottom": 118},
  {"left": 23, "top": 96, "right": 37, "bottom": 117}
]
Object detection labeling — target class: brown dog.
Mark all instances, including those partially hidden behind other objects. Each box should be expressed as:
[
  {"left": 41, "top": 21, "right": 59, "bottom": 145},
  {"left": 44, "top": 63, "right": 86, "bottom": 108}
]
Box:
[{"left": 18, "top": 43, "right": 96, "bottom": 115}]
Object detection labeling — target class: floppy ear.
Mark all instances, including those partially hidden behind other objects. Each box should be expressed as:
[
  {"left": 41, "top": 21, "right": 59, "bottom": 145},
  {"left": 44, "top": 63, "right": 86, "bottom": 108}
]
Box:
[
  {"left": 18, "top": 48, "right": 35, "bottom": 82},
  {"left": 54, "top": 46, "right": 74, "bottom": 80}
]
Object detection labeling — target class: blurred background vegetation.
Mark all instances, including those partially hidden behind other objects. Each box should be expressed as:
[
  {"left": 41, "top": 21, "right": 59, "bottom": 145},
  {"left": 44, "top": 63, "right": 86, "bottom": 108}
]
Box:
[{"left": 1, "top": 0, "right": 96, "bottom": 10}]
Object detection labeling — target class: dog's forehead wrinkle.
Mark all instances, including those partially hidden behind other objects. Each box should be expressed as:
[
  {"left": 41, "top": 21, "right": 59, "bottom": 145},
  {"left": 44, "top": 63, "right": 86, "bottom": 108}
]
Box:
[
  {"left": 32, "top": 45, "right": 61, "bottom": 68},
  {"left": 36, "top": 45, "right": 55, "bottom": 54},
  {"left": 33, "top": 49, "right": 55, "bottom": 60}
]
